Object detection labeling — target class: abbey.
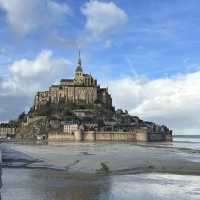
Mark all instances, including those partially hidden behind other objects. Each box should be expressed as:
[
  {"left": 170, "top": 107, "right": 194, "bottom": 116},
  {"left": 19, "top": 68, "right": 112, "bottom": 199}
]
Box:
[
  {"left": 34, "top": 52, "right": 112, "bottom": 111},
  {"left": 0, "top": 52, "right": 172, "bottom": 142}
]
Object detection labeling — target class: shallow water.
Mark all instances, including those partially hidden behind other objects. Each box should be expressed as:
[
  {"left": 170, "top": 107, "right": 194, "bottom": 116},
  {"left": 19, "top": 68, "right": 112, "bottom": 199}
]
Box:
[
  {"left": 1, "top": 136, "right": 200, "bottom": 199},
  {"left": 147, "top": 136, "right": 200, "bottom": 162},
  {"left": 1, "top": 168, "right": 200, "bottom": 200},
  {"left": 173, "top": 136, "right": 200, "bottom": 150},
  {"left": 150, "top": 136, "right": 200, "bottom": 151}
]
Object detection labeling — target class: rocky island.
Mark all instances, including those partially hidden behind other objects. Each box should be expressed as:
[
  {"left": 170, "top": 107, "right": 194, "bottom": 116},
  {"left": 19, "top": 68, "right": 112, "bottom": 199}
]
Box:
[{"left": 0, "top": 52, "right": 172, "bottom": 142}]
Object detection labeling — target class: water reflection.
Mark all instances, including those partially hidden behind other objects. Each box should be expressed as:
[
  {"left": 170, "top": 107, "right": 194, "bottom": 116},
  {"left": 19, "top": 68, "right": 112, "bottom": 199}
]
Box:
[
  {"left": 2, "top": 168, "right": 111, "bottom": 200},
  {"left": 2, "top": 169, "right": 200, "bottom": 200}
]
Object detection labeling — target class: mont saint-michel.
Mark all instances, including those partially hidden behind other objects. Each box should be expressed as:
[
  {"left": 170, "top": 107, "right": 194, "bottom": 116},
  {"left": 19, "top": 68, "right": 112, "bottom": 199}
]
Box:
[{"left": 0, "top": 53, "right": 172, "bottom": 142}]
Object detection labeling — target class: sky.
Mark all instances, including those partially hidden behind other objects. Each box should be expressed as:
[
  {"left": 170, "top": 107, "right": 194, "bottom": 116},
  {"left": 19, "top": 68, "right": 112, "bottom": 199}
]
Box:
[{"left": 0, "top": 0, "right": 200, "bottom": 134}]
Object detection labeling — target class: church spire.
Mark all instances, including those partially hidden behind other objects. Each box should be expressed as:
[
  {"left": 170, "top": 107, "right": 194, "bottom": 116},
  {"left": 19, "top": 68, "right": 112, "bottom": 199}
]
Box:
[
  {"left": 78, "top": 50, "right": 81, "bottom": 66},
  {"left": 76, "top": 50, "right": 83, "bottom": 73}
]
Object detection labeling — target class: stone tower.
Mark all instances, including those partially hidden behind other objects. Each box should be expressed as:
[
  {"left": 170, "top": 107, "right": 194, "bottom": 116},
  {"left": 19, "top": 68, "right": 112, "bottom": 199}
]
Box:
[{"left": 75, "top": 51, "right": 83, "bottom": 84}]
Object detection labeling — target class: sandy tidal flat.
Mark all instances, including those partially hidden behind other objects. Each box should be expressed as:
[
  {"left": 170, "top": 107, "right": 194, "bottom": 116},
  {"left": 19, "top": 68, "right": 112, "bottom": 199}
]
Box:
[{"left": 1, "top": 142, "right": 200, "bottom": 175}]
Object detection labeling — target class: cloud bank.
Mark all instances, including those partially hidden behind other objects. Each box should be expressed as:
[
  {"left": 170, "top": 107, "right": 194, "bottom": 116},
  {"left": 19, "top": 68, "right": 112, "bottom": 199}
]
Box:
[
  {"left": 0, "top": 0, "right": 71, "bottom": 35},
  {"left": 109, "top": 72, "right": 200, "bottom": 134},
  {"left": 0, "top": 50, "right": 69, "bottom": 121}
]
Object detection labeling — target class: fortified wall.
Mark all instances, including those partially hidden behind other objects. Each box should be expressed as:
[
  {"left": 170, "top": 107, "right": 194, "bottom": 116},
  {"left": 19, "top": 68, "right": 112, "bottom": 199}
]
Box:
[{"left": 48, "top": 129, "right": 172, "bottom": 142}]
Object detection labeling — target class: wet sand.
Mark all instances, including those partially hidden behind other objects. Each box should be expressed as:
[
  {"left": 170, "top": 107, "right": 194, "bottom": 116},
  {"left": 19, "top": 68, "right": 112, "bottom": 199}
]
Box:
[{"left": 1, "top": 142, "right": 200, "bottom": 175}]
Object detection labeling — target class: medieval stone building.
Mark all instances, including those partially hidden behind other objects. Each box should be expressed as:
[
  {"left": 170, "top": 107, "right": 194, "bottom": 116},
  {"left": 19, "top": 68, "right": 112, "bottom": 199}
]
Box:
[
  {"left": 34, "top": 52, "right": 113, "bottom": 110},
  {"left": 0, "top": 123, "right": 16, "bottom": 139},
  {"left": 14, "top": 52, "right": 172, "bottom": 142}
]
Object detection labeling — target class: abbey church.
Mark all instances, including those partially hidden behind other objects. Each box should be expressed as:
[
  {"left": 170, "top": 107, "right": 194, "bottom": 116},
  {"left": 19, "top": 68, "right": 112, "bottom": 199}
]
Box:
[
  {"left": 0, "top": 52, "right": 172, "bottom": 142},
  {"left": 34, "top": 52, "right": 113, "bottom": 111}
]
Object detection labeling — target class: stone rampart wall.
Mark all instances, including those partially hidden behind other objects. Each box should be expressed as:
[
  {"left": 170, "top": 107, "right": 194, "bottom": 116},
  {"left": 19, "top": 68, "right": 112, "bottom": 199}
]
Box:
[
  {"left": 47, "top": 129, "right": 170, "bottom": 142},
  {"left": 95, "top": 132, "right": 137, "bottom": 141},
  {"left": 48, "top": 133, "right": 74, "bottom": 141},
  {"left": 149, "top": 133, "right": 164, "bottom": 141},
  {"left": 0, "top": 127, "right": 16, "bottom": 138},
  {"left": 48, "top": 131, "right": 142, "bottom": 142},
  {"left": 165, "top": 133, "right": 173, "bottom": 142},
  {"left": 83, "top": 131, "right": 96, "bottom": 141}
]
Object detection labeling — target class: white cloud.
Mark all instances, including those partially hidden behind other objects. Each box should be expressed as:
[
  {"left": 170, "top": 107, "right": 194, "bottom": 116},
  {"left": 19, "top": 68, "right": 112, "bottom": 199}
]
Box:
[
  {"left": 10, "top": 50, "right": 66, "bottom": 78},
  {"left": 81, "top": 0, "right": 128, "bottom": 36},
  {"left": 0, "top": 50, "right": 69, "bottom": 121},
  {"left": 109, "top": 72, "right": 200, "bottom": 134},
  {"left": 0, "top": 0, "right": 71, "bottom": 35},
  {"left": 48, "top": 1, "right": 71, "bottom": 16},
  {"left": 4, "top": 50, "right": 69, "bottom": 96}
]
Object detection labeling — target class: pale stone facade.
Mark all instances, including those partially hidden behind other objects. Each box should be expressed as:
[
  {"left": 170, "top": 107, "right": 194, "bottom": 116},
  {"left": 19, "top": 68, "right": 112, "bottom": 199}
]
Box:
[
  {"left": 48, "top": 130, "right": 147, "bottom": 142},
  {"left": 0, "top": 124, "right": 16, "bottom": 139},
  {"left": 63, "top": 122, "right": 79, "bottom": 135},
  {"left": 48, "top": 129, "right": 173, "bottom": 142},
  {"left": 34, "top": 53, "right": 112, "bottom": 110}
]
